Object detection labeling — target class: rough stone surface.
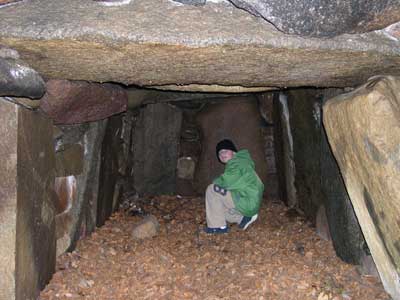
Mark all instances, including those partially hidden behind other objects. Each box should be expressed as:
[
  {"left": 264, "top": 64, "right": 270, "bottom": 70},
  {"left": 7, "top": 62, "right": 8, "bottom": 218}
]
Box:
[
  {"left": 133, "top": 103, "right": 182, "bottom": 195},
  {"left": 277, "top": 88, "right": 366, "bottom": 265},
  {"left": 0, "top": 98, "right": 56, "bottom": 300},
  {"left": 194, "top": 97, "right": 268, "bottom": 194},
  {"left": 54, "top": 121, "right": 108, "bottom": 253},
  {"left": 273, "top": 93, "right": 296, "bottom": 207},
  {"left": 0, "top": 56, "right": 45, "bottom": 98},
  {"left": 316, "top": 205, "right": 331, "bottom": 242},
  {"left": 16, "top": 107, "right": 56, "bottom": 300},
  {"left": 175, "top": 109, "right": 202, "bottom": 196},
  {"left": 173, "top": 0, "right": 206, "bottom": 6},
  {"left": 258, "top": 92, "right": 279, "bottom": 199},
  {"left": 0, "top": 0, "right": 399, "bottom": 89},
  {"left": 177, "top": 157, "right": 196, "bottom": 180},
  {"left": 358, "top": 252, "right": 380, "bottom": 278},
  {"left": 55, "top": 144, "right": 84, "bottom": 177},
  {"left": 0, "top": 0, "right": 22, "bottom": 5},
  {"left": 287, "top": 89, "right": 323, "bottom": 217},
  {"left": 229, "top": 0, "right": 400, "bottom": 37},
  {"left": 97, "top": 115, "right": 123, "bottom": 227},
  {"left": 127, "top": 88, "right": 240, "bottom": 108},
  {"left": 40, "top": 80, "right": 127, "bottom": 125},
  {"left": 1, "top": 96, "right": 41, "bottom": 109},
  {"left": 131, "top": 215, "right": 160, "bottom": 240},
  {"left": 54, "top": 176, "right": 76, "bottom": 256},
  {"left": 54, "top": 124, "right": 90, "bottom": 149},
  {"left": 321, "top": 94, "right": 366, "bottom": 265},
  {"left": 71, "top": 120, "right": 108, "bottom": 247},
  {"left": 0, "top": 98, "right": 18, "bottom": 300},
  {"left": 323, "top": 76, "right": 400, "bottom": 300}
]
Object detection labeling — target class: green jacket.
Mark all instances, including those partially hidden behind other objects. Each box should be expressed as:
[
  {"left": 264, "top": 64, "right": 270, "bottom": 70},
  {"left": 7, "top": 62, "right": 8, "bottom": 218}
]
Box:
[{"left": 213, "top": 150, "right": 264, "bottom": 217}]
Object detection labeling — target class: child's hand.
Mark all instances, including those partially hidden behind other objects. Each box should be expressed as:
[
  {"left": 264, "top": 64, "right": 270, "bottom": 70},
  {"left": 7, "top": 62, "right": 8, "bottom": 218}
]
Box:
[{"left": 213, "top": 184, "right": 227, "bottom": 196}]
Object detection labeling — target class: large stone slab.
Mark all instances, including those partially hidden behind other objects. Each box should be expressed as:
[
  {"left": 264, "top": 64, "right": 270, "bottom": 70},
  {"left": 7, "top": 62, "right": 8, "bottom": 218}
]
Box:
[
  {"left": 97, "top": 115, "right": 123, "bottom": 227},
  {"left": 0, "top": 98, "right": 55, "bottom": 300},
  {"left": 323, "top": 76, "right": 400, "bottom": 300},
  {"left": 0, "top": 0, "right": 399, "bottom": 90},
  {"left": 133, "top": 103, "right": 182, "bottom": 195},
  {"left": 273, "top": 93, "right": 296, "bottom": 207},
  {"left": 40, "top": 80, "right": 127, "bottom": 125},
  {"left": 53, "top": 121, "right": 107, "bottom": 254},
  {"left": 228, "top": 0, "right": 400, "bottom": 37},
  {"left": 0, "top": 98, "right": 18, "bottom": 300},
  {"left": 275, "top": 88, "right": 366, "bottom": 264}
]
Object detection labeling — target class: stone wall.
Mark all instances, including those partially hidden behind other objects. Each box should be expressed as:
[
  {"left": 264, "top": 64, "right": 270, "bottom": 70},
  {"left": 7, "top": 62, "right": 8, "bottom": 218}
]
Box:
[
  {"left": 323, "top": 76, "right": 400, "bottom": 299},
  {"left": 54, "top": 112, "right": 136, "bottom": 254},
  {"left": 275, "top": 88, "right": 367, "bottom": 265},
  {"left": 0, "top": 98, "right": 56, "bottom": 300}
]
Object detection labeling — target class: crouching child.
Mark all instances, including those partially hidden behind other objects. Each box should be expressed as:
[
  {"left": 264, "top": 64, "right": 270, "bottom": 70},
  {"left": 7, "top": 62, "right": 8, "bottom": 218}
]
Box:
[{"left": 204, "top": 139, "right": 264, "bottom": 234}]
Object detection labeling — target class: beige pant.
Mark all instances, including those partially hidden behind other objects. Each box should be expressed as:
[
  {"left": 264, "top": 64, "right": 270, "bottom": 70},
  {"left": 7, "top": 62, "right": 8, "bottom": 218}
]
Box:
[{"left": 205, "top": 184, "right": 243, "bottom": 228}]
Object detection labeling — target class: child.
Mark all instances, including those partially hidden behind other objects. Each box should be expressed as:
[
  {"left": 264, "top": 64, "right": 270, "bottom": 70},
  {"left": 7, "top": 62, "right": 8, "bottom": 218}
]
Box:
[{"left": 204, "top": 139, "right": 264, "bottom": 234}]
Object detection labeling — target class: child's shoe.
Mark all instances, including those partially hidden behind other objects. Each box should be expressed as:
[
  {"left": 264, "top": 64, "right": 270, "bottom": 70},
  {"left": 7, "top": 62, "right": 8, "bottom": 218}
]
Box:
[
  {"left": 238, "top": 214, "right": 258, "bottom": 230},
  {"left": 204, "top": 226, "right": 229, "bottom": 234}
]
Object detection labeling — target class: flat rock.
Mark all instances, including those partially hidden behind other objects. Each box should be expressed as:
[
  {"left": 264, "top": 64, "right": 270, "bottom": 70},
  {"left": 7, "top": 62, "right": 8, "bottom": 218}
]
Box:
[
  {"left": 40, "top": 80, "right": 127, "bottom": 124},
  {"left": 229, "top": 0, "right": 400, "bottom": 37},
  {"left": 131, "top": 215, "right": 160, "bottom": 240},
  {"left": 323, "top": 75, "right": 400, "bottom": 300},
  {"left": 0, "top": 0, "right": 399, "bottom": 90},
  {"left": 132, "top": 103, "right": 182, "bottom": 195}
]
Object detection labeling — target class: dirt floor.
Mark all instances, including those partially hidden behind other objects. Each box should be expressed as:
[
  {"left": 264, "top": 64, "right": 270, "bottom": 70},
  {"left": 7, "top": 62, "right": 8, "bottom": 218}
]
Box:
[{"left": 40, "top": 196, "right": 390, "bottom": 300}]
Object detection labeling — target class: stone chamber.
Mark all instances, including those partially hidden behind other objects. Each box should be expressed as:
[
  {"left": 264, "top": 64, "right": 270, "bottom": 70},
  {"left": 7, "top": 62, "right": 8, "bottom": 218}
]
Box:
[{"left": 0, "top": 0, "right": 400, "bottom": 299}]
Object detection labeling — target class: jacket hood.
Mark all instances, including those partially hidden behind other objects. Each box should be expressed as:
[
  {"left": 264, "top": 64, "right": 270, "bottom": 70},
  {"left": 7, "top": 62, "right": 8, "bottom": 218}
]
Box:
[{"left": 230, "top": 149, "right": 255, "bottom": 169}]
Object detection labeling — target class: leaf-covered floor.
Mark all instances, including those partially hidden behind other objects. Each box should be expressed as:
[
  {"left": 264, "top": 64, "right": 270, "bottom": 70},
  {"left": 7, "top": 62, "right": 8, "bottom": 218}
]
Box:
[{"left": 40, "top": 196, "right": 390, "bottom": 300}]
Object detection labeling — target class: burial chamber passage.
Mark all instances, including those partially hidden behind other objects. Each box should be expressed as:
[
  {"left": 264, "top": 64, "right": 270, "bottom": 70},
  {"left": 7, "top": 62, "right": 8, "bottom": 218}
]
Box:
[
  {"left": 0, "top": 0, "right": 400, "bottom": 299},
  {"left": 0, "top": 84, "right": 398, "bottom": 300}
]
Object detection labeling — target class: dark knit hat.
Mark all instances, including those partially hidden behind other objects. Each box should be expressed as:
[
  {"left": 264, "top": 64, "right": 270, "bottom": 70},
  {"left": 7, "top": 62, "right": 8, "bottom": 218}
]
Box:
[{"left": 216, "top": 139, "right": 237, "bottom": 162}]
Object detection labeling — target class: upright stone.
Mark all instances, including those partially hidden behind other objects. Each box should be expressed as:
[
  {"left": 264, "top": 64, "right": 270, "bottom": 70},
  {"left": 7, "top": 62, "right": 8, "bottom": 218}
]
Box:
[
  {"left": 323, "top": 76, "right": 400, "bottom": 300},
  {"left": 0, "top": 98, "right": 56, "bottom": 300},
  {"left": 133, "top": 103, "right": 182, "bottom": 195},
  {"left": 64, "top": 120, "right": 108, "bottom": 252},
  {"left": 97, "top": 114, "right": 123, "bottom": 227}
]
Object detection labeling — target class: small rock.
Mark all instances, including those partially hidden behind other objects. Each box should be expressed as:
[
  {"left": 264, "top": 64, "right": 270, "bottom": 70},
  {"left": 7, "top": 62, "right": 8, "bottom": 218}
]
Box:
[
  {"left": 317, "top": 292, "right": 329, "bottom": 300},
  {"left": 131, "top": 215, "right": 160, "bottom": 240},
  {"left": 305, "top": 251, "right": 313, "bottom": 259},
  {"left": 79, "top": 278, "right": 94, "bottom": 288}
]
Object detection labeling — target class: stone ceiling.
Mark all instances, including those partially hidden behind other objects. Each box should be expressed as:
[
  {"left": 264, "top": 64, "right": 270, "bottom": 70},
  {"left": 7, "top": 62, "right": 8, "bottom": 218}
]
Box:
[{"left": 0, "top": 0, "right": 399, "bottom": 91}]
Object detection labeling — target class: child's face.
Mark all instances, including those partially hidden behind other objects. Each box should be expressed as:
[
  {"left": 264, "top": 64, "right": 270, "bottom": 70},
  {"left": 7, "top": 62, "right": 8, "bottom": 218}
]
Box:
[{"left": 218, "top": 149, "right": 235, "bottom": 163}]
